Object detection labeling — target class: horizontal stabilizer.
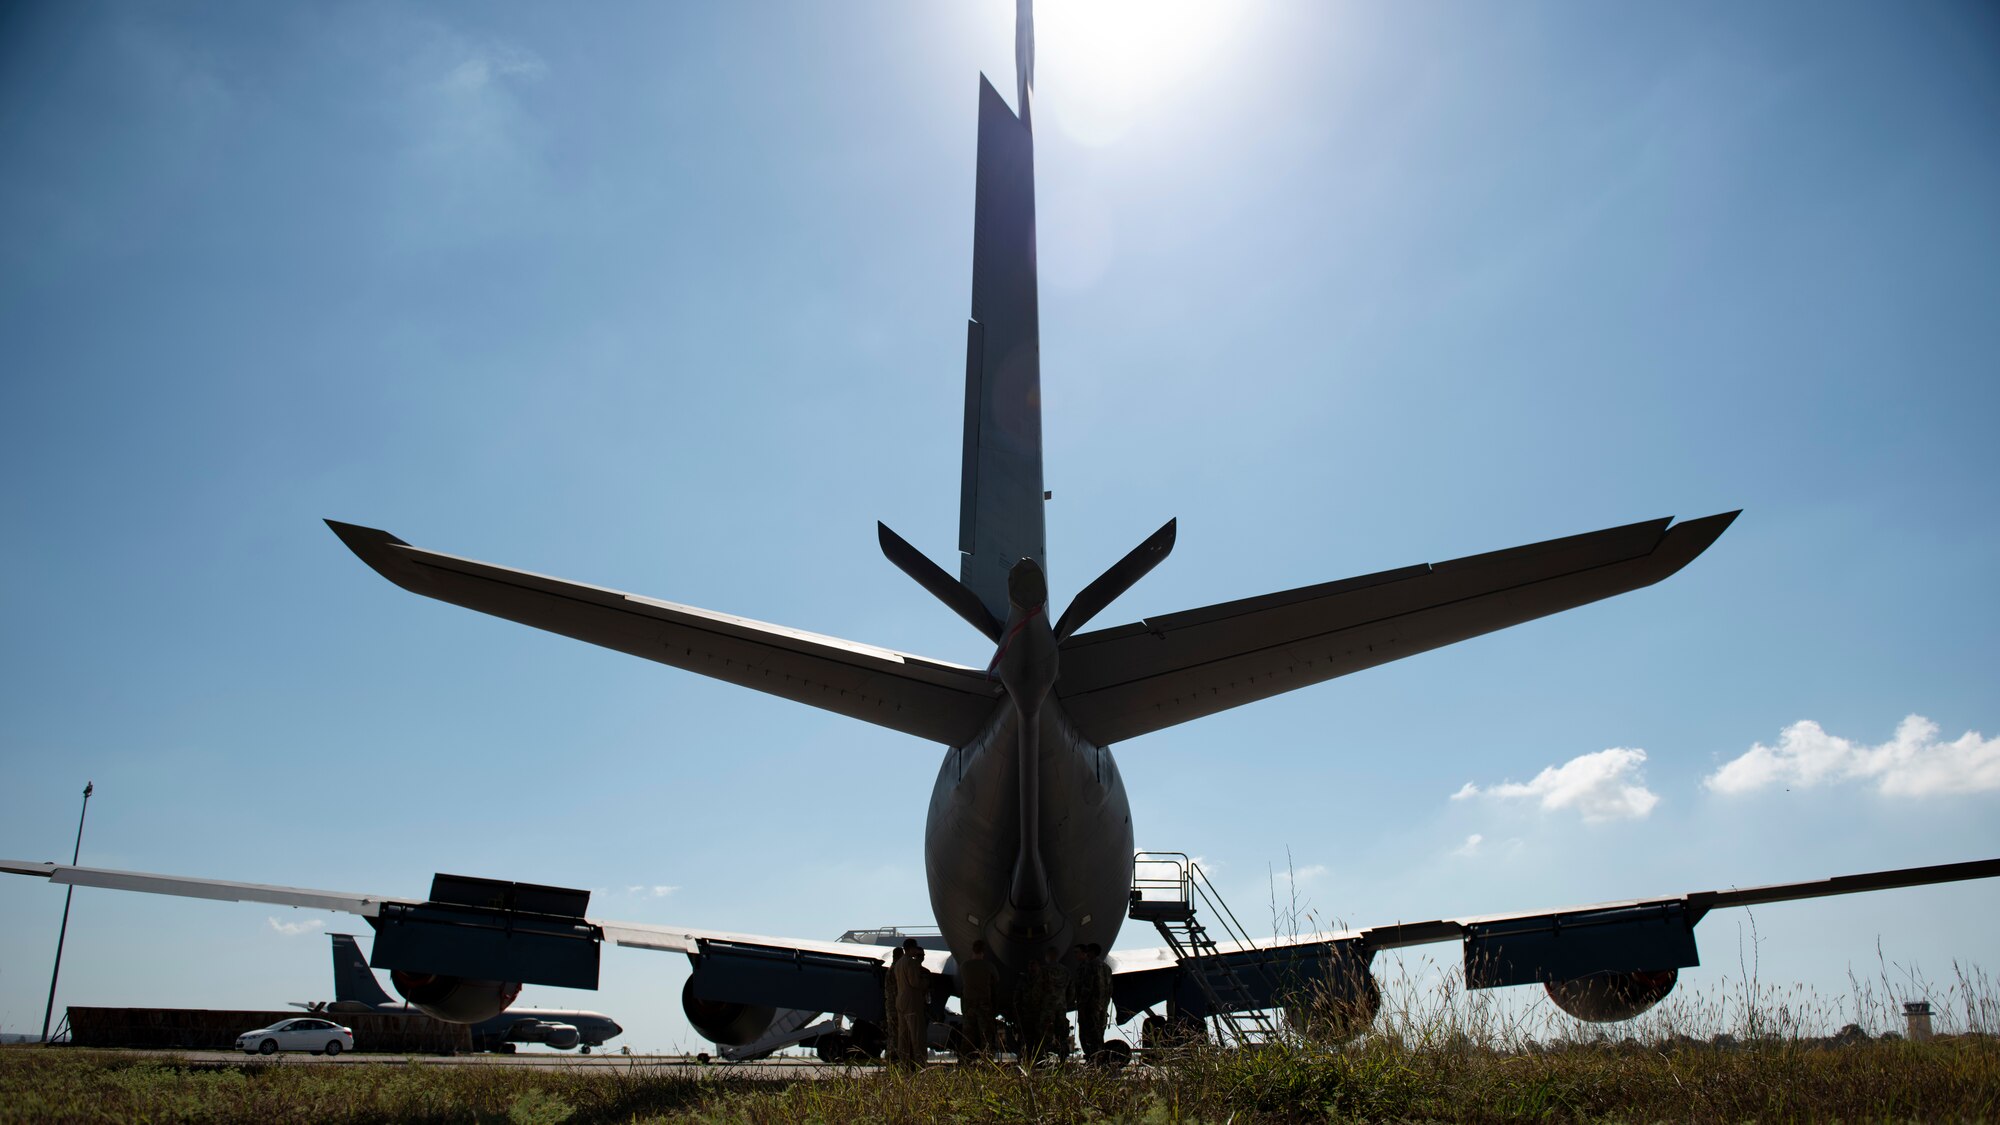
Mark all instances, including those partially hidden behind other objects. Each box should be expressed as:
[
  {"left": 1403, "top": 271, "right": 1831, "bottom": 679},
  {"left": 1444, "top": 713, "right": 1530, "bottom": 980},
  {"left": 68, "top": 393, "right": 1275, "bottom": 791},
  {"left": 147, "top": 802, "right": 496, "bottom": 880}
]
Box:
[
  {"left": 1057, "top": 512, "right": 1739, "bottom": 745},
  {"left": 327, "top": 521, "right": 1000, "bottom": 746}
]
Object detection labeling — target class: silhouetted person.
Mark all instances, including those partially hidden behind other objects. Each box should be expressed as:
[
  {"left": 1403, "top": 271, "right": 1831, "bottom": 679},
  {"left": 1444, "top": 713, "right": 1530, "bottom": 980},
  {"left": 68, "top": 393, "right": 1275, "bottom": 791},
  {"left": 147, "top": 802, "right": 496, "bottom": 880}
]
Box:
[
  {"left": 892, "top": 937, "right": 931, "bottom": 1067},
  {"left": 882, "top": 946, "right": 903, "bottom": 1064},
  {"left": 1014, "top": 949, "right": 1048, "bottom": 1059},
  {"left": 1030, "top": 945, "right": 1072, "bottom": 1059},
  {"left": 1075, "top": 943, "right": 1113, "bottom": 1062},
  {"left": 958, "top": 939, "right": 1001, "bottom": 1060}
]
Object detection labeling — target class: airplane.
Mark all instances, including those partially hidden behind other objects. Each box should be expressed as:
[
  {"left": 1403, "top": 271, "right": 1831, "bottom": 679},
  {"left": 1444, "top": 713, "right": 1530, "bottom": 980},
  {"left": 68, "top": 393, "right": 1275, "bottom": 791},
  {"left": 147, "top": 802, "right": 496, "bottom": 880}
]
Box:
[
  {"left": 295, "top": 933, "right": 623, "bottom": 1054},
  {"left": 5, "top": 1, "right": 1996, "bottom": 1062}
]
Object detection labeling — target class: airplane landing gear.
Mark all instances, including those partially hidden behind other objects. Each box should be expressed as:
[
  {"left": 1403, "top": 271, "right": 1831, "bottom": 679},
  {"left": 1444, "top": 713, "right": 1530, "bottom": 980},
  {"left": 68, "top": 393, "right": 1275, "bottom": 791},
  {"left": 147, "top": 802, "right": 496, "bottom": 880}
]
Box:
[{"left": 815, "top": 1033, "right": 863, "bottom": 1064}]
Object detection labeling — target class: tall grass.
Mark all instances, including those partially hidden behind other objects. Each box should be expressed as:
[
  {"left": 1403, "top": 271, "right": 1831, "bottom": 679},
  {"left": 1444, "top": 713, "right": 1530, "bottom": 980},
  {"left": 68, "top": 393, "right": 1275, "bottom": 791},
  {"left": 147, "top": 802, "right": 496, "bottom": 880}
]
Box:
[
  {"left": 1316, "top": 939, "right": 2000, "bottom": 1056},
  {"left": 5, "top": 963, "right": 1996, "bottom": 1124}
]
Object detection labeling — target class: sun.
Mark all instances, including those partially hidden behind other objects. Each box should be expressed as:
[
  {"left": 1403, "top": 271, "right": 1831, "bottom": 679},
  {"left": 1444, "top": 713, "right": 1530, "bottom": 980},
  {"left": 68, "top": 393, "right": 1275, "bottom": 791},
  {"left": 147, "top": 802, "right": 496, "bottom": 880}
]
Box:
[{"left": 1035, "top": 0, "right": 1253, "bottom": 145}]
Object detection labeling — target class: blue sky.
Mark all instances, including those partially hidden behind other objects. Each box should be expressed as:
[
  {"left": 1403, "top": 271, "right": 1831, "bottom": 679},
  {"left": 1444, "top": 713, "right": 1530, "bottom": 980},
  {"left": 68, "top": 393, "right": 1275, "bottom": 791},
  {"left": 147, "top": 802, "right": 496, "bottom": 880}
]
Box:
[{"left": 2, "top": 1, "right": 1996, "bottom": 1052}]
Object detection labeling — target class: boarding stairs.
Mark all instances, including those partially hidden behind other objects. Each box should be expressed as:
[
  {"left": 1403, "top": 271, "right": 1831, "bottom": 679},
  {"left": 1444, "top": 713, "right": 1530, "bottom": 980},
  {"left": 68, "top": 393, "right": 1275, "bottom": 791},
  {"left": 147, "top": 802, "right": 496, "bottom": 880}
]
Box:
[{"left": 1128, "top": 852, "right": 1283, "bottom": 1048}]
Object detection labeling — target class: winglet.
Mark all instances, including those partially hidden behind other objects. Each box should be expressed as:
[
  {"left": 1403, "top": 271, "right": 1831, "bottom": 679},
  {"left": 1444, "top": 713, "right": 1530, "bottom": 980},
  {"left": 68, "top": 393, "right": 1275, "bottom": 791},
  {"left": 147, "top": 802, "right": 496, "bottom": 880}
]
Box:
[
  {"left": 325, "top": 519, "right": 430, "bottom": 595},
  {"left": 1647, "top": 510, "right": 1741, "bottom": 584}
]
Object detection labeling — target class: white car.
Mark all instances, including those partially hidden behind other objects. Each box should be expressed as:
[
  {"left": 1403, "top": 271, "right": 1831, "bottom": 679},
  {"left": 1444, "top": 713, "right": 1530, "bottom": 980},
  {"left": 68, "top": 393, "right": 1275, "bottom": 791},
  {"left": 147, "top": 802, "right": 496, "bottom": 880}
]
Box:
[{"left": 236, "top": 1017, "right": 354, "bottom": 1056}]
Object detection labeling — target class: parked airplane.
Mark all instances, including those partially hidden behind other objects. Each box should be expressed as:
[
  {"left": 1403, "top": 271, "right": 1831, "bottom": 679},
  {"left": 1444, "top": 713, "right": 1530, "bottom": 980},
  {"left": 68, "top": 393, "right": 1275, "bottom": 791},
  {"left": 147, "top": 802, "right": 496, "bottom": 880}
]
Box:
[
  {"left": 4, "top": 1, "right": 1995, "bottom": 1060},
  {"left": 301, "top": 934, "right": 621, "bottom": 1054}
]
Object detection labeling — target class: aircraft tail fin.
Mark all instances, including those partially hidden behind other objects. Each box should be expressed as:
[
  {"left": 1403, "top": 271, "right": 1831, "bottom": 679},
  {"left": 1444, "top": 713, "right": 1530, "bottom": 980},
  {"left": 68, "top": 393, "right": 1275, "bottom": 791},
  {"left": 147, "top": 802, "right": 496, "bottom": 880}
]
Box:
[
  {"left": 958, "top": 71, "right": 1046, "bottom": 623},
  {"left": 330, "top": 932, "right": 397, "bottom": 1008}
]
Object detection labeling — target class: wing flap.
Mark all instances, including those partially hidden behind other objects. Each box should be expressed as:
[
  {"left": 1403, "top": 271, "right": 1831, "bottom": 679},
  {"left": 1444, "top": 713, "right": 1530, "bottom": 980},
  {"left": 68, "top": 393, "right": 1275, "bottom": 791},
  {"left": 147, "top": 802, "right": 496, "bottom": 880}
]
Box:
[
  {"left": 328, "top": 521, "right": 1002, "bottom": 746},
  {"left": 1058, "top": 512, "right": 1737, "bottom": 745}
]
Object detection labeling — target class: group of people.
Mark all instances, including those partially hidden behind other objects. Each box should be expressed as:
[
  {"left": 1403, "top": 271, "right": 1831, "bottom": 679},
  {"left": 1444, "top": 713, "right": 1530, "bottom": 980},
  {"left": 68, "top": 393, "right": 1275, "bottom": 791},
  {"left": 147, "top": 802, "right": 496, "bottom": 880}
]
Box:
[{"left": 880, "top": 938, "right": 1117, "bottom": 1066}]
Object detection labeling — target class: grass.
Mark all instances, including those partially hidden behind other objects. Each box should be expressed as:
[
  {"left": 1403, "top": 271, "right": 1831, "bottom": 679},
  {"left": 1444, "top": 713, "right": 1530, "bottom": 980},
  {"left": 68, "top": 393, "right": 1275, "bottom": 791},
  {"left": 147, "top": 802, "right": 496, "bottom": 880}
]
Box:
[
  {"left": 4, "top": 1037, "right": 1996, "bottom": 1125},
  {"left": 5, "top": 962, "right": 1996, "bottom": 1124}
]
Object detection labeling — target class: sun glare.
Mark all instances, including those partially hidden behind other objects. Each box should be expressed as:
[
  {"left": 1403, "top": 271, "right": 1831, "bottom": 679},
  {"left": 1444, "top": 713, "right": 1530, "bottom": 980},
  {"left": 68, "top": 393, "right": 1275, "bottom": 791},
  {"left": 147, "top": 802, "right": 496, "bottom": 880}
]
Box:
[{"left": 1036, "top": 0, "right": 1254, "bottom": 145}]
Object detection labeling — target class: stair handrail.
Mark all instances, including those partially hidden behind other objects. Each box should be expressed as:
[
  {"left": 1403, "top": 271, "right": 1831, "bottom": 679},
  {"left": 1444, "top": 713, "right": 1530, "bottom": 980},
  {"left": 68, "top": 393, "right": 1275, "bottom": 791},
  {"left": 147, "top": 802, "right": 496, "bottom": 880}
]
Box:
[
  {"left": 1186, "top": 861, "right": 1287, "bottom": 1044},
  {"left": 1184, "top": 861, "right": 1258, "bottom": 953},
  {"left": 1131, "top": 850, "right": 1192, "bottom": 911},
  {"left": 1131, "top": 851, "right": 1288, "bottom": 1048}
]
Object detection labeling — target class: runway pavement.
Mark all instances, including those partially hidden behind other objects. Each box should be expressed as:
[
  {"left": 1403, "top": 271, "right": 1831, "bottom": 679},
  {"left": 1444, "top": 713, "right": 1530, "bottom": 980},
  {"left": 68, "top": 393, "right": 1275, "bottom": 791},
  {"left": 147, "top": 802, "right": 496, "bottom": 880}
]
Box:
[{"left": 78, "top": 1048, "right": 861, "bottom": 1079}]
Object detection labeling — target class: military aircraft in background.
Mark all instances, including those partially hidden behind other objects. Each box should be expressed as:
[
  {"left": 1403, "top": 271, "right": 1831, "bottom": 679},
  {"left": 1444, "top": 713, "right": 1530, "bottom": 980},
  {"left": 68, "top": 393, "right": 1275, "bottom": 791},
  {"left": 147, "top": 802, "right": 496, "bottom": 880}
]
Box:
[{"left": 6, "top": 1, "right": 1997, "bottom": 1062}]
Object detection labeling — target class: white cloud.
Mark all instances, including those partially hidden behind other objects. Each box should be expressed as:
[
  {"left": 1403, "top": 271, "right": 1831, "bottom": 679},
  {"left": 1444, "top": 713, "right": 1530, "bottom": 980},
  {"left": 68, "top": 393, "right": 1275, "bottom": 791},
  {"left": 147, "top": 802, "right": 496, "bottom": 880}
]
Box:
[
  {"left": 267, "top": 917, "right": 323, "bottom": 937},
  {"left": 1705, "top": 715, "right": 2000, "bottom": 797},
  {"left": 1453, "top": 747, "right": 1659, "bottom": 822},
  {"left": 650, "top": 885, "right": 679, "bottom": 898},
  {"left": 1452, "top": 833, "right": 1484, "bottom": 857}
]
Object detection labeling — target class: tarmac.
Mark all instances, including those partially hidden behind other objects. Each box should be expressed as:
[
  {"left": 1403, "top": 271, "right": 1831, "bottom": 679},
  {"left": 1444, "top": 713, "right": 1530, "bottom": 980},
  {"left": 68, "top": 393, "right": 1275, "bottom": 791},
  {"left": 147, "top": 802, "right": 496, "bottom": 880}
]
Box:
[{"left": 72, "top": 1048, "right": 871, "bottom": 1079}]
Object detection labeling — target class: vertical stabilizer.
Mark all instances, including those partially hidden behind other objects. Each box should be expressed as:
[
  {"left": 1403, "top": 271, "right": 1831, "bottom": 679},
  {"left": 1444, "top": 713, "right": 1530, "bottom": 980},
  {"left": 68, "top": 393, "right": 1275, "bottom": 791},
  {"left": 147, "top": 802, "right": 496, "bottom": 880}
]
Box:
[
  {"left": 1015, "top": 0, "right": 1035, "bottom": 113},
  {"left": 959, "top": 16, "right": 1045, "bottom": 624},
  {"left": 331, "top": 932, "right": 398, "bottom": 1008}
]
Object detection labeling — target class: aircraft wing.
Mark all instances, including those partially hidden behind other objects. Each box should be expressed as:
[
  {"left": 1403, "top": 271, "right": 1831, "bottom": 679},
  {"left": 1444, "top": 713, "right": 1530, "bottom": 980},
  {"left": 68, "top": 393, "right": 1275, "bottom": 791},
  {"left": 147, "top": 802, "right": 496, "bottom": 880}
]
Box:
[
  {"left": 0, "top": 859, "right": 935, "bottom": 1024},
  {"left": 0, "top": 859, "right": 421, "bottom": 915},
  {"left": 1057, "top": 512, "right": 1738, "bottom": 746},
  {"left": 0, "top": 858, "right": 909, "bottom": 963},
  {"left": 1108, "top": 857, "right": 2000, "bottom": 1022},
  {"left": 326, "top": 521, "right": 1002, "bottom": 746}
]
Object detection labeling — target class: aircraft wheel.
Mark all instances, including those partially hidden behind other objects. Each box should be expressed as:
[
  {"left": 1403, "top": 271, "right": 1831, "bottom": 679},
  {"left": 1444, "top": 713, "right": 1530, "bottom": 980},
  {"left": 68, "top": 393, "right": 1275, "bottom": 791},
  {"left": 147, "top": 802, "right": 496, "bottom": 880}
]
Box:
[
  {"left": 815, "top": 1033, "right": 853, "bottom": 1064},
  {"left": 325, "top": 1041, "right": 342, "bottom": 1057},
  {"left": 495, "top": 1042, "right": 517, "bottom": 1055},
  {"left": 580, "top": 1045, "right": 591, "bottom": 1054},
  {"left": 850, "top": 1020, "right": 887, "bottom": 1059},
  {"left": 1140, "top": 1016, "right": 1163, "bottom": 1049},
  {"left": 258, "top": 1039, "right": 277, "bottom": 1056},
  {"left": 1101, "top": 1039, "right": 1132, "bottom": 1069}
]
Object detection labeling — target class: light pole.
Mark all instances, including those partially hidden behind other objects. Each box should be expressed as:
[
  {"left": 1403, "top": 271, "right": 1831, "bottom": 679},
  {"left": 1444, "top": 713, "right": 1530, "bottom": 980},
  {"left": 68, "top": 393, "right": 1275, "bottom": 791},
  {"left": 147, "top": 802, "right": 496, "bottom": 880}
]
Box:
[{"left": 40, "top": 781, "right": 93, "bottom": 1044}]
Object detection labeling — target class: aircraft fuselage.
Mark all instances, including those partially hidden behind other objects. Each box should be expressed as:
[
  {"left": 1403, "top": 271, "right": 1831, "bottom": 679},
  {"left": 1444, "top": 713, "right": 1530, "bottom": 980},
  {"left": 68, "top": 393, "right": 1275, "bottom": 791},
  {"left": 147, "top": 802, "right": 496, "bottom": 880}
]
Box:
[
  {"left": 923, "top": 564, "right": 1134, "bottom": 985},
  {"left": 925, "top": 701, "right": 1132, "bottom": 983}
]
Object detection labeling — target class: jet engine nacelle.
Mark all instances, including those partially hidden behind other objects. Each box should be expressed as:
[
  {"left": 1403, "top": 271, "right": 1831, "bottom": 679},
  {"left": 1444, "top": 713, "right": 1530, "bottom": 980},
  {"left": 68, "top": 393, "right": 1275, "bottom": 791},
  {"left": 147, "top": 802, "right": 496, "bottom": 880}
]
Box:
[
  {"left": 1284, "top": 967, "right": 1383, "bottom": 1044},
  {"left": 1544, "top": 968, "right": 1679, "bottom": 1022},
  {"left": 390, "top": 970, "right": 523, "bottom": 1024},
  {"left": 682, "top": 977, "right": 778, "bottom": 1046}
]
